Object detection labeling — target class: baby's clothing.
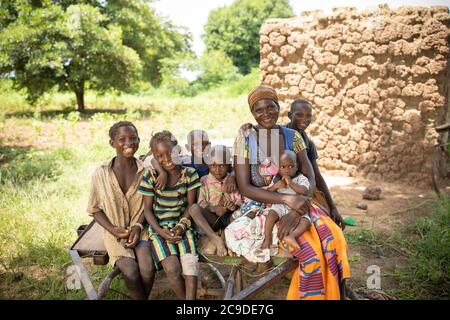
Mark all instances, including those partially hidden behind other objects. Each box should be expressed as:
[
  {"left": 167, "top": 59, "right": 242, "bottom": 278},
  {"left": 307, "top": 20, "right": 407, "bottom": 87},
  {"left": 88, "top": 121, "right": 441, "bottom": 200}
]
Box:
[{"left": 269, "top": 174, "right": 310, "bottom": 218}]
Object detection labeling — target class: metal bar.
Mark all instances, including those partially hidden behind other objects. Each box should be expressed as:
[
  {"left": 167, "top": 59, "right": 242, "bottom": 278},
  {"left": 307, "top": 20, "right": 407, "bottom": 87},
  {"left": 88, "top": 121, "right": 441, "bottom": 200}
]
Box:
[
  {"left": 207, "top": 263, "right": 226, "bottom": 289},
  {"left": 69, "top": 249, "right": 99, "bottom": 300},
  {"left": 230, "top": 259, "right": 297, "bottom": 300},
  {"left": 97, "top": 266, "right": 121, "bottom": 300},
  {"left": 224, "top": 266, "right": 237, "bottom": 300}
]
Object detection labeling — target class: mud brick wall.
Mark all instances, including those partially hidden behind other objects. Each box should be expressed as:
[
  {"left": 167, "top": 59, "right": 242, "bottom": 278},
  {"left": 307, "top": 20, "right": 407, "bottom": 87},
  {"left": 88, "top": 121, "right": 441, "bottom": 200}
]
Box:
[{"left": 259, "top": 5, "right": 450, "bottom": 183}]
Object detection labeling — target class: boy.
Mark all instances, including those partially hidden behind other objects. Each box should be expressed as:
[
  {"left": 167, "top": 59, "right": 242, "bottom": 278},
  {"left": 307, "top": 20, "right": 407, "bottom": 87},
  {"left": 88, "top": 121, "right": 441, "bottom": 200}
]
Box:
[
  {"left": 194, "top": 145, "right": 244, "bottom": 235},
  {"left": 87, "top": 121, "right": 155, "bottom": 300},
  {"left": 286, "top": 100, "right": 345, "bottom": 229}
]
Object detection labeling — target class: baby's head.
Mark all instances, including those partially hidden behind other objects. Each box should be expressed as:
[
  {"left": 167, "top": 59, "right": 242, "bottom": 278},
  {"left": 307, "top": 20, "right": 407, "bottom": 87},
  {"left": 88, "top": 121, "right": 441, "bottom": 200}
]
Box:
[
  {"left": 186, "top": 130, "right": 210, "bottom": 162},
  {"left": 109, "top": 121, "right": 140, "bottom": 158},
  {"left": 150, "top": 130, "right": 180, "bottom": 171},
  {"left": 208, "top": 145, "right": 232, "bottom": 181},
  {"left": 278, "top": 150, "right": 298, "bottom": 178},
  {"left": 288, "top": 99, "right": 313, "bottom": 131}
]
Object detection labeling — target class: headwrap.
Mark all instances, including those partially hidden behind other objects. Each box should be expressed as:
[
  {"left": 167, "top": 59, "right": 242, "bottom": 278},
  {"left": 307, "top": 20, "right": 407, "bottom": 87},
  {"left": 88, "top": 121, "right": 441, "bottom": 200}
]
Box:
[{"left": 247, "top": 85, "right": 279, "bottom": 111}]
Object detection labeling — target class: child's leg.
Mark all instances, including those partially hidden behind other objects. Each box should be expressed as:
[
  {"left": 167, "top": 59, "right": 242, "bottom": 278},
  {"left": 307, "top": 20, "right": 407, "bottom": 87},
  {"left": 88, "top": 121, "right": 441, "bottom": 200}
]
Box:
[
  {"left": 285, "top": 216, "right": 311, "bottom": 252},
  {"left": 161, "top": 255, "right": 185, "bottom": 299},
  {"left": 180, "top": 253, "right": 199, "bottom": 300},
  {"left": 135, "top": 244, "right": 156, "bottom": 298},
  {"left": 115, "top": 257, "right": 147, "bottom": 300},
  {"left": 261, "top": 210, "right": 278, "bottom": 249},
  {"left": 189, "top": 204, "right": 227, "bottom": 256}
]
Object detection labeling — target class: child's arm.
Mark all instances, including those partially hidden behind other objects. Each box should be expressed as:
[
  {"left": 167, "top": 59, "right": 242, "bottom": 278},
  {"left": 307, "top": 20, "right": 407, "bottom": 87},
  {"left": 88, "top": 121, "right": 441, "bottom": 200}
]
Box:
[
  {"left": 143, "top": 195, "right": 180, "bottom": 243},
  {"left": 93, "top": 211, "right": 130, "bottom": 239},
  {"left": 124, "top": 211, "right": 147, "bottom": 249},
  {"left": 172, "top": 188, "right": 198, "bottom": 237},
  {"left": 150, "top": 157, "right": 168, "bottom": 190},
  {"left": 284, "top": 176, "right": 309, "bottom": 196}
]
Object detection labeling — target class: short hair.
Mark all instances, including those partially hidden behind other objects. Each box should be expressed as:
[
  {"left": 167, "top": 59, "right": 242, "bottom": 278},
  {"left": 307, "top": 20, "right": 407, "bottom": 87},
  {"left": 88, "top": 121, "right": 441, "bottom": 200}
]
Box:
[
  {"left": 187, "top": 130, "right": 209, "bottom": 147},
  {"left": 149, "top": 130, "right": 178, "bottom": 153},
  {"left": 109, "top": 121, "right": 138, "bottom": 140},
  {"left": 208, "top": 145, "right": 232, "bottom": 165},
  {"left": 280, "top": 150, "right": 298, "bottom": 163},
  {"left": 290, "top": 99, "right": 312, "bottom": 112}
]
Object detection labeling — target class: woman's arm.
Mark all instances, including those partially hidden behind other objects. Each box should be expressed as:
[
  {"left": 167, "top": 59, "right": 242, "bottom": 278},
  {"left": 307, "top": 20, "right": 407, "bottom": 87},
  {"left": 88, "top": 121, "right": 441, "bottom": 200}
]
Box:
[{"left": 297, "top": 149, "right": 315, "bottom": 197}]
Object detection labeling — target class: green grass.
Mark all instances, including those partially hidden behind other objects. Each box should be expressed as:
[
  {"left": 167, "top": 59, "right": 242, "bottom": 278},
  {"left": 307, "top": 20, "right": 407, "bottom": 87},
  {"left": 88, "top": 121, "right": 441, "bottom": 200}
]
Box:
[
  {"left": 345, "top": 196, "right": 450, "bottom": 300},
  {"left": 0, "top": 89, "right": 256, "bottom": 299}
]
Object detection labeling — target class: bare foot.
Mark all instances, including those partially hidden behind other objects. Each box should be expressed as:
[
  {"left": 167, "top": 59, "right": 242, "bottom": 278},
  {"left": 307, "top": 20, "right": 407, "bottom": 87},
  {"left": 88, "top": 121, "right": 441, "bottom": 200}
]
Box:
[
  {"left": 283, "top": 234, "right": 300, "bottom": 251},
  {"left": 213, "top": 235, "right": 228, "bottom": 257}
]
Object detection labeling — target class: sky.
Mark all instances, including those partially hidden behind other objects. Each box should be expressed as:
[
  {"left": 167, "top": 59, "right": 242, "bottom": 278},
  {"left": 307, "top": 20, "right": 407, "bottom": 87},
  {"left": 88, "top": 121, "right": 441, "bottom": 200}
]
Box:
[{"left": 151, "top": 0, "right": 450, "bottom": 55}]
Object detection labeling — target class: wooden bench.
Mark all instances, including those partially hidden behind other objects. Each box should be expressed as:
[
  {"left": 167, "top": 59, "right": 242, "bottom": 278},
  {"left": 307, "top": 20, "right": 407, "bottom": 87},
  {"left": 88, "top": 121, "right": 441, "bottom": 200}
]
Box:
[{"left": 69, "top": 220, "right": 296, "bottom": 300}]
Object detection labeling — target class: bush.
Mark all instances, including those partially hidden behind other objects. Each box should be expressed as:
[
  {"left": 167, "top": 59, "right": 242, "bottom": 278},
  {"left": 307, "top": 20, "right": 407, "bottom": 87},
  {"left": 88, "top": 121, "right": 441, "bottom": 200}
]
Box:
[
  {"left": 0, "top": 147, "right": 75, "bottom": 185},
  {"left": 394, "top": 196, "right": 450, "bottom": 299}
]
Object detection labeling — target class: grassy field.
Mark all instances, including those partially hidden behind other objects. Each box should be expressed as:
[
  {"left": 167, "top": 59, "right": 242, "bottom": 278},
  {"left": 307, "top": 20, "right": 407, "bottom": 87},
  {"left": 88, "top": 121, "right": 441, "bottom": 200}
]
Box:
[
  {"left": 0, "top": 87, "right": 448, "bottom": 299},
  {"left": 0, "top": 89, "right": 256, "bottom": 299}
]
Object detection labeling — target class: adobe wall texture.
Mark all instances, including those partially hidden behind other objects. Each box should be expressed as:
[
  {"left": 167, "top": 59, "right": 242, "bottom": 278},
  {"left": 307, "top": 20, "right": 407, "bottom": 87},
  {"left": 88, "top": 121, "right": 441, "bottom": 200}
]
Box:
[{"left": 259, "top": 5, "right": 450, "bottom": 184}]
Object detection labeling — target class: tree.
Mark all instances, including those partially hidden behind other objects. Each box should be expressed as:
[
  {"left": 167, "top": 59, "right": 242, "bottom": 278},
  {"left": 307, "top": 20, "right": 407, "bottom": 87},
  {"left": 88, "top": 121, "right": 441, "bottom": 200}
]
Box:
[
  {"left": 0, "top": 1, "right": 191, "bottom": 111},
  {"left": 203, "top": 0, "right": 293, "bottom": 74},
  {"left": 0, "top": 3, "right": 141, "bottom": 111},
  {"left": 102, "top": 0, "right": 192, "bottom": 85}
]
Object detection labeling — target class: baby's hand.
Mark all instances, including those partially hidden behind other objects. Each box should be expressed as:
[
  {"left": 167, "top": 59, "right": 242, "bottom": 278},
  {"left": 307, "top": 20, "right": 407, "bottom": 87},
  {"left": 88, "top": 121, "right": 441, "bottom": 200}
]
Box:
[
  {"left": 273, "top": 179, "right": 287, "bottom": 190},
  {"left": 283, "top": 176, "right": 293, "bottom": 187}
]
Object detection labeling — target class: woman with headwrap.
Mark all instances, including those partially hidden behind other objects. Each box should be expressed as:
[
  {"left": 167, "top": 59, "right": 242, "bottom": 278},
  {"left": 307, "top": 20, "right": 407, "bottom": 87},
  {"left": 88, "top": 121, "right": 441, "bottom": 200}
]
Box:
[{"left": 232, "top": 85, "right": 351, "bottom": 300}]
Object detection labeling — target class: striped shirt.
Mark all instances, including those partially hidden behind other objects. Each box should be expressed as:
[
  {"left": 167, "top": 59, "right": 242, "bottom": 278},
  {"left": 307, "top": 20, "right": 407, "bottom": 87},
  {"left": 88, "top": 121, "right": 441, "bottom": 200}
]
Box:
[{"left": 138, "top": 166, "right": 201, "bottom": 229}]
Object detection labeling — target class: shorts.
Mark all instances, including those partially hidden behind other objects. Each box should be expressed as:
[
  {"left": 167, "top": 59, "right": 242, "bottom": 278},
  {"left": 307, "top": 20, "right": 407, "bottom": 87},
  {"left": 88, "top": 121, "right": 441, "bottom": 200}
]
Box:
[{"left": 211, "top": 211, "right": 232, "bottom": 232}]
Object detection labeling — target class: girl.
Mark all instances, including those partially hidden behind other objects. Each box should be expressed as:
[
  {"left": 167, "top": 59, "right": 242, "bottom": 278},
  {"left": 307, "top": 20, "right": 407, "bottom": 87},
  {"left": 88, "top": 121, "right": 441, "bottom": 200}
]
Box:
[{"left": 138, "top": 130, "right": 200, "bottom": 300}]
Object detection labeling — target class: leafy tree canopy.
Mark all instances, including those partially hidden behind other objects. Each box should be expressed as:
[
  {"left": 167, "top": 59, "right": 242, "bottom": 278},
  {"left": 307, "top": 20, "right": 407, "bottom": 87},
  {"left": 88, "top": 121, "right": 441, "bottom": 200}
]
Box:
[{"left": 203, "top": 0, "right": 293, "bottom": 74}]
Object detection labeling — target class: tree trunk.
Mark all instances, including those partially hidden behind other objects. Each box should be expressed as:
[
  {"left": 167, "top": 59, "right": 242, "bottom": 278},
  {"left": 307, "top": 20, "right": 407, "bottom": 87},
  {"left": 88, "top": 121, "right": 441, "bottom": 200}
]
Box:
[{"left": 75, "top": 84, "right": 85, "bottom": 112}]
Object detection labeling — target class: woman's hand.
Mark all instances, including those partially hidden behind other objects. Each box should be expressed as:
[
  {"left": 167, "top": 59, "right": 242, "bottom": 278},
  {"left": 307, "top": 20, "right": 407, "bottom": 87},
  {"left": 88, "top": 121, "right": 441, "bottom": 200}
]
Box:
[
  {"left": 112, "top": 226, "right": 130, "bottom": 239},
  {"left": 224, "top": 175, "right": 237, "bottom": 193},
  {"left": 283, "top": 195, "right": 311, "bottom": 214},
  {"left": 277, "top": 211, "right": 302, "bottom": 240},
  {"left": 214, "top": 206, "right": 228, "bottom": 217},
  {"left": 331, "top": 207, "right": 346, "bottom": 230},
  {"left": 124, "top": 226, "right": 141, "bottom": 249},
  {"left": 155, "top": 171, "right": 167, "bottom": 190}
]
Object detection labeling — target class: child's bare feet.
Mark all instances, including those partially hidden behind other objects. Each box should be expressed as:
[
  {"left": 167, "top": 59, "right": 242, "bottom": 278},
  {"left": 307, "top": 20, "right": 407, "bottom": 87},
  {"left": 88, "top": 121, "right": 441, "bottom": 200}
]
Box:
[
  {"left": 283, "top": 234, "right": 300, "bottom": 251},
  {"left": 212, "top": 235, "right": 228, "bottom": 257}
]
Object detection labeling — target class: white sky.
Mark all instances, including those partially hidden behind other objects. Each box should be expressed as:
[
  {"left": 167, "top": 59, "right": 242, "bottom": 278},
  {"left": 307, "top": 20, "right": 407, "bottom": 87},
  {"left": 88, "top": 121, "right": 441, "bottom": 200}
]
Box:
[{"left": 151, "top": 0, "right": 450, "bottom": 55}]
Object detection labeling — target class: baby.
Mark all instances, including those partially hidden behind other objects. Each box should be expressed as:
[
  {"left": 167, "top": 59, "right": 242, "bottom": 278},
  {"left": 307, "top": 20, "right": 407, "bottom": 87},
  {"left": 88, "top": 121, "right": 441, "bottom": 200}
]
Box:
[{"left": 261, "top": 150, "right": 311, "bottom": 251}]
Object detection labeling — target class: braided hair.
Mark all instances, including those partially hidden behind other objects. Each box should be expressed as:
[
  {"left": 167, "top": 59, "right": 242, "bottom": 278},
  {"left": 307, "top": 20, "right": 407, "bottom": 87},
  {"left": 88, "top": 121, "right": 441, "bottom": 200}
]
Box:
[{"left": 149, "top": 130, "right": 178, "bottom": 153}]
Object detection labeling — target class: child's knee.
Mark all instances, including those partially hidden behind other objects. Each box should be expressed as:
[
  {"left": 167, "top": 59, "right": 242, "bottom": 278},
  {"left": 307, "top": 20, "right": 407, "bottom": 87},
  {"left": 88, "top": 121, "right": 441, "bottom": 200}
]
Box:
[
  {"left": 189, "top": 204, "right": 201, "bottom": 216},
  {"left": 163, "top": 258, "right": 182, "bottom": 277},
  {"left": 180, "top": 253, "right": 199, "bottom": 277},
  {"left": 118, "top": 258, "right": 140, "bottom": 282}
]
